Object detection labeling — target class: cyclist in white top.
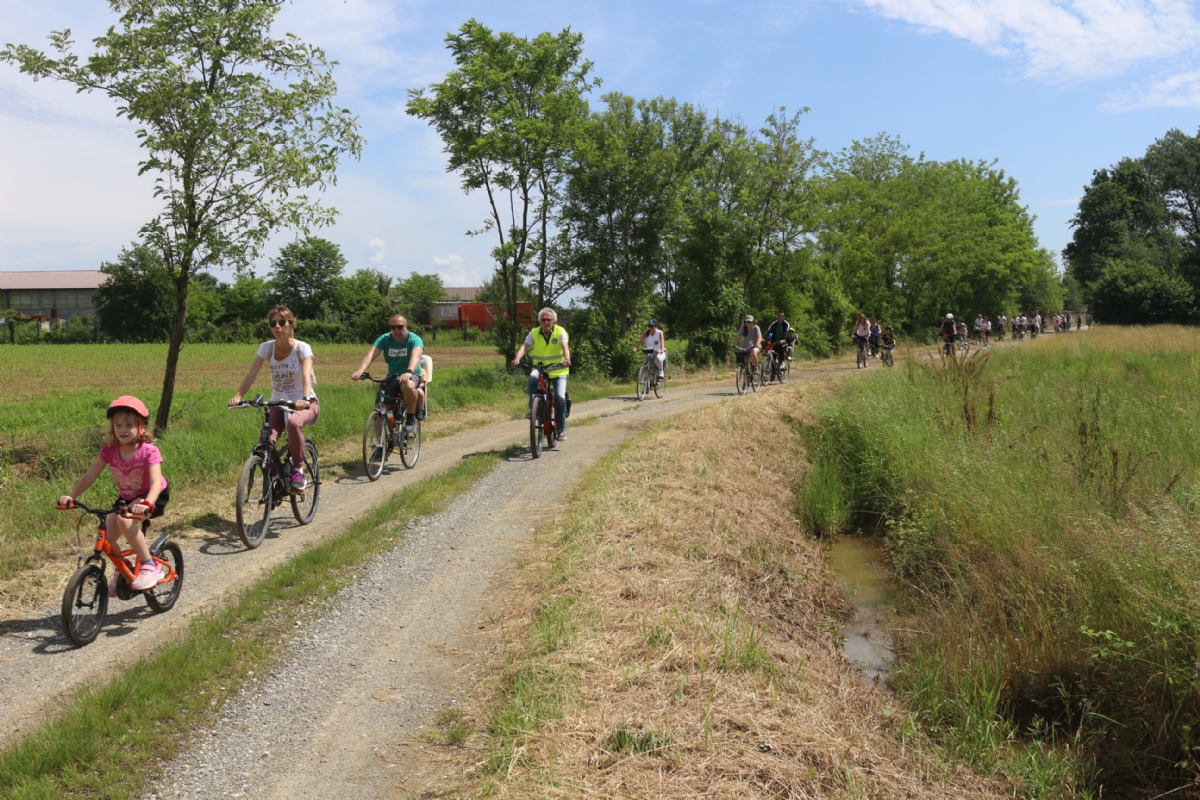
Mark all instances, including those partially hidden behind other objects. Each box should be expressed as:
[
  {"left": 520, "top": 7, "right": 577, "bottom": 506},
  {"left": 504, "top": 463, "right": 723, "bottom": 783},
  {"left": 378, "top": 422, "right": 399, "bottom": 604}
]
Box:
[
  {"left": 635, "top": 319, "right": 667, "bottom": 379},
  {"left": 229, "top": 305, "right": 319, "bottom": 491},
  {"left": 734, "top": 315, "right": 762, "bottom": 370}
]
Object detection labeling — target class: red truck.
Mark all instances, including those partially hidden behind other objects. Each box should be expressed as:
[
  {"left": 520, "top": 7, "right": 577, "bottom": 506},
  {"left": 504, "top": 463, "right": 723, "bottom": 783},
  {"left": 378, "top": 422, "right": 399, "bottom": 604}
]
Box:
[{"left": 453, "top": 302, "right": 534, "bottom": 331}]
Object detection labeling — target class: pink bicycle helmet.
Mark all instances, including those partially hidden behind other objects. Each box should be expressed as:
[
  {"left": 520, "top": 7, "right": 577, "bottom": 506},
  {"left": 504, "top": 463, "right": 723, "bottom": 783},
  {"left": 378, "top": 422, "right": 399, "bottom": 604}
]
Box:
[{"left": 107, "top": 395, "right": 150, "bottom": 421}]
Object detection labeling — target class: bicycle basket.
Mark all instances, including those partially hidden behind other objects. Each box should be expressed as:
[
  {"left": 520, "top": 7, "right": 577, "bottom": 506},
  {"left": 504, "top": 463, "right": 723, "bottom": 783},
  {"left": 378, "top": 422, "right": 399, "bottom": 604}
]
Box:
[{"left": 735, "top": 351, "right": 747, "bottom": 365}]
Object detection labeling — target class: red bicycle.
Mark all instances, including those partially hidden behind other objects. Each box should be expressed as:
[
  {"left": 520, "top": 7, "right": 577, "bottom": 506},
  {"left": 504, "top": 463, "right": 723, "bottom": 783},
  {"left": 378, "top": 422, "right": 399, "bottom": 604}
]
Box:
[
  {"left": 524, "top": 361, "right": 566, "bottom": 459},
  {"left": 55, "top": 499, "right": 184, "bottom": 647}
]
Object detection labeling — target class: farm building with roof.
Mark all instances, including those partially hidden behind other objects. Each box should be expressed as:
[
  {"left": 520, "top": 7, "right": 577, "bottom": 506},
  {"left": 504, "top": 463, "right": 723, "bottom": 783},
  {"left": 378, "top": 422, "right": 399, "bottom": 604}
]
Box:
[{"left": 0, "top": 270, "right": 107, "bottom": 320}]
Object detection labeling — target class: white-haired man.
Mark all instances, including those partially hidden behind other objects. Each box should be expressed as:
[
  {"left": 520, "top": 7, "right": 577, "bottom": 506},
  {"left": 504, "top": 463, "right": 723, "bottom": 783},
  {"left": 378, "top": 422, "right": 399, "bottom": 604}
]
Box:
[{"left": 511, "top": 307, "right": 572, "bottom": 440}]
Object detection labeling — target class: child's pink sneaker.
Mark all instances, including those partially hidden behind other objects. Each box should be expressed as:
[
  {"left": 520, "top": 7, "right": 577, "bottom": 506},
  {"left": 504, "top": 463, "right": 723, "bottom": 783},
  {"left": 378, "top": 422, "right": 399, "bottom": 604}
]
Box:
[
  {"left": 130, "top": 560, "right": 165, "bottom": 591},
  {"left": 109, "top": 558, "right": 134, "bottom": 597}
]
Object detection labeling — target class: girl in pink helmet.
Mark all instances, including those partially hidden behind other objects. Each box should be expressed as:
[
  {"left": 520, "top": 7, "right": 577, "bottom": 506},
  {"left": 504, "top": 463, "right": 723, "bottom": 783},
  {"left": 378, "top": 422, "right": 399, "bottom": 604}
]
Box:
[{"left": 58, "top": 396, "right": 169, "bottom": 592}]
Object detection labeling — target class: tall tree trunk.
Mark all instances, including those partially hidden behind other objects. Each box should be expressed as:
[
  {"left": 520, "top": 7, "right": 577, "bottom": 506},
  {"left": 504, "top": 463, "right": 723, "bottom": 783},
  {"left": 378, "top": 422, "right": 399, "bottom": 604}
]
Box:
[
  {"left": 537, "top": 174, "right": 550, "bottom": 311},
  {"left": 155, "top": 276, "right": 190, "bottom": 433}
]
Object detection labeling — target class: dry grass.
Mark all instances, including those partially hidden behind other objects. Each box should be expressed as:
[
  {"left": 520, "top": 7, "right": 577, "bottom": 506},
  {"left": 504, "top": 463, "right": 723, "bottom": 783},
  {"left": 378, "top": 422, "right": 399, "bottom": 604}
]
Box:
[{"left": 426, "top": 385, "right": 1006, "bottom": 799}]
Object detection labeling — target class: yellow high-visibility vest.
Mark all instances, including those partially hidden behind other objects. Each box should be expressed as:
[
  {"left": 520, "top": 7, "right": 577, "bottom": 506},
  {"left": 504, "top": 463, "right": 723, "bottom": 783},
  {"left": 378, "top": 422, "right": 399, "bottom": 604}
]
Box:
[{"left": 529, "top": 325, "right": 569, "bottom": 378}]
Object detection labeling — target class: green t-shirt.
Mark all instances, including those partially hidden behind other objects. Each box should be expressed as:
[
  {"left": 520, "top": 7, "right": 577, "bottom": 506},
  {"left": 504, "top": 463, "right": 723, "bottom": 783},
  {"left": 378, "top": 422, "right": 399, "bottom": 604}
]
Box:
[{"left": 373, "top": 331, "right": 424, "bottom": 377}]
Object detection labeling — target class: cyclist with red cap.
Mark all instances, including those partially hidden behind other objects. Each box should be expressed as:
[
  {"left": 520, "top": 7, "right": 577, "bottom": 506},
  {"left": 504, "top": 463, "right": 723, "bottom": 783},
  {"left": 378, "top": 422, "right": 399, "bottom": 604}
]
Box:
[{"left": 58, "top": 396, "right": 169, "bottom": 592}]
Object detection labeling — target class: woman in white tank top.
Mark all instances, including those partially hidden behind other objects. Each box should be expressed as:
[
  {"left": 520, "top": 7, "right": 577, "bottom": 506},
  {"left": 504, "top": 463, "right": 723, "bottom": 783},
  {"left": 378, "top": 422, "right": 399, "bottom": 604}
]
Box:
[{"left": 635, "top": 319, "right": 667, "bottom": 377}]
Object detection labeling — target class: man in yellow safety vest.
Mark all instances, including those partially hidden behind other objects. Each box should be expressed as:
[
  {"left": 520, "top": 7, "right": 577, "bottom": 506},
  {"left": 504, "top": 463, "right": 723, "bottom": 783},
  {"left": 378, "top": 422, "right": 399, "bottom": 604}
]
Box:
[{"left": 511, "top": 307, "right": 572, "bottom": 440}]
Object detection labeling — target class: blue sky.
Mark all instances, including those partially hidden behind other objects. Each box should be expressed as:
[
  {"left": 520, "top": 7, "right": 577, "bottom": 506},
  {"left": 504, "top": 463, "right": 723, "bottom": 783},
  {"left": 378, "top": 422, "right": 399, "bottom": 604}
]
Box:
[{"left": 3, "top": 0, "right": 1200, "bottom": 287}]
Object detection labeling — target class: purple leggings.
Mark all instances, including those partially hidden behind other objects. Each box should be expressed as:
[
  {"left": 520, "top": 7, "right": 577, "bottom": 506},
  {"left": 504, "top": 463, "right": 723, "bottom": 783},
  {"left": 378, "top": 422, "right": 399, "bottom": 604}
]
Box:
[{"left": 268, "top": 401, "right": 319, "bottom": 467}]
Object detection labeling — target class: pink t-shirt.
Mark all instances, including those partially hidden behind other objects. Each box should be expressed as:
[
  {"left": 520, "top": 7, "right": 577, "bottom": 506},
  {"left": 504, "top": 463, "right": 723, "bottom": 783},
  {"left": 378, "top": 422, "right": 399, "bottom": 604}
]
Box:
[{"left": 99, "top": 442, "right": 168, "bottom": 501}]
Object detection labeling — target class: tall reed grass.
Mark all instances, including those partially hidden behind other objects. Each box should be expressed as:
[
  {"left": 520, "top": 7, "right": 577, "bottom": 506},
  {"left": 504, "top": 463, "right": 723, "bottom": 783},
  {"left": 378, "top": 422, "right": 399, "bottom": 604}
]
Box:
[{"left": 801, "top": 327, "right": 1200, "bottom": 794}]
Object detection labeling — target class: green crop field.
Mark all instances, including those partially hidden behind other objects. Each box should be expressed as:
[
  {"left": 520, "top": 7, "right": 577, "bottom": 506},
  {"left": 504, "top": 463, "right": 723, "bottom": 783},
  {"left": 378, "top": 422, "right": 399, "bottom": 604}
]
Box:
[{"left": 801, "top": 326, "right": 1200, "bottom": 796}]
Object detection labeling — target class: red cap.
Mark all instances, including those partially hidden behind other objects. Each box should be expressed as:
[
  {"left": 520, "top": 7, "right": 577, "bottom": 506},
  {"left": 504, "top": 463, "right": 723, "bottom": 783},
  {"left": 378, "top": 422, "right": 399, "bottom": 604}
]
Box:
[{"left": 107, "top": 395, "right": 150, "bottom": 421}]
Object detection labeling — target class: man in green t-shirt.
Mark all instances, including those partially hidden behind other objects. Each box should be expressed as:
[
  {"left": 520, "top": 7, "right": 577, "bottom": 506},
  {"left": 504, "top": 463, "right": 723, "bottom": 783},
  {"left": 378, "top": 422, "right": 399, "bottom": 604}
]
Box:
[{"left": 351, "top": 314, "right": 425, "bottom": 431}]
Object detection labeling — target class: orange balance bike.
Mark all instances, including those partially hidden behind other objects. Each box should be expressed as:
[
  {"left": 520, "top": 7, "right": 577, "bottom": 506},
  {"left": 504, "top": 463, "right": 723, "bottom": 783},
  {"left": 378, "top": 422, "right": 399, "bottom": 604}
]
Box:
[{"left": 56, "top": 499, "right": 184, "bottom": 647}]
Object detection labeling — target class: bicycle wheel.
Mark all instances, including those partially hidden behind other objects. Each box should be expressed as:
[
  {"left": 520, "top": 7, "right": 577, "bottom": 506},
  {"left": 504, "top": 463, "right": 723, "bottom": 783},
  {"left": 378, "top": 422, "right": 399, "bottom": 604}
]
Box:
[
  {"left": 362, "top": 411, "right": 387, "bottom": 481},
  {"left": 61, "top": 563, "right": 108, "bottom": 647},
  {"left": 235, "top": 454, "right": 272, "bottom": 549},
  {"left": 144, "top": 540, "right": 184, "bottom": 613},
  {"left": 637, "top": 366, "right": 649, "bottom": 401},
  {"left": 736, "top": 364, "right": 747, "bottom": 395},
  {"left": 529, "top": 395, "right": 544, "bottom": 458},
  {"left": 291, "top": 441, "right": 321, "bottom": 523},
  {"left": 749, "top": 361, "right": 759, "bottom": 392},
  {"left": 653, "top": 367, "right": 665, "bottom": 398},
  {"left": 399, "top": 419, "right": 421, "bottom": 469}
]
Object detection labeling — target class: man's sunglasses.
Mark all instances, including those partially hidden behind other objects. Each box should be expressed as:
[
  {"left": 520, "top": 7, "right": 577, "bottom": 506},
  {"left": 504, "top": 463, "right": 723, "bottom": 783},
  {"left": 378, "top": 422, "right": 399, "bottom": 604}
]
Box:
[
  {"left": 268, "top": 319, "right": 289, "bottom": 328},
  {"left": 539, "top": 318, "right": 554, "bottom": 323},
  {"left": 391, "top": 324, "right": 407, "bottom": 330}
]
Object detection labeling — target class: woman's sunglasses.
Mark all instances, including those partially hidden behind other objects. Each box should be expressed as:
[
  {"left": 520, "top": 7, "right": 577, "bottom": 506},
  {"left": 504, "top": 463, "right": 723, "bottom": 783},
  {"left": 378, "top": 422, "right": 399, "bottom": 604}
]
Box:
[{"left": 269, "top": 319, "right": 290, "bottom": 328}]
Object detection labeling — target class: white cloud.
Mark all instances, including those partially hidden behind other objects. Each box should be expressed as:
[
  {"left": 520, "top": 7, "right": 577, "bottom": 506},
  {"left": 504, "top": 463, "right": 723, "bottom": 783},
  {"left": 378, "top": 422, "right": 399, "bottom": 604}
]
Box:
[
  {"left": 368, "top": 237, "right": 385, "bottom": 265},
  {"left": 431, "top": 253, "right": 481, "bottom": 287},
  {"left": 857, "top": 0, "right": 1200, "bottom": 82},
  {"left": 1103, "top": 70, "right": 1200, "bottom": 108}
]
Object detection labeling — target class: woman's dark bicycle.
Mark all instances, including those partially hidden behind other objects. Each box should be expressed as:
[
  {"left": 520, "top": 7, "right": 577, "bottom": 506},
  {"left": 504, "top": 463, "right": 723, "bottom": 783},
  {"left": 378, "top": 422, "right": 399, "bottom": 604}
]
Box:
[
  {"left": 357, "top": 372, "right": 421, "bottom": 480},
  {"left": 734, "top": 347, "right": 759, "bottom": 394},
  {"left": 636, "top": 348, "right": 665, "bottom": 401},
  {"left": 54, "top": 499, "right": 183, "bottom": 647},
  {"left": 760, "top": 341, "right": 790, "bottom": 385},
  {"left": 855, "top": 336, "right": 870, "bottom": 369},
  {"left": 231, "top": 395, "right": 321, "bottom": 549},
  {"left": 523, "top": 360, "right": 566, "bottom": 458}
]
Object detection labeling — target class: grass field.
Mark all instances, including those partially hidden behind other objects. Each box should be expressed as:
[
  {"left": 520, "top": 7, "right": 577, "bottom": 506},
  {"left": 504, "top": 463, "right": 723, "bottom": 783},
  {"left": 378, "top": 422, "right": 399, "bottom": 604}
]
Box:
[
  {"left": 0, "top": 341, "right": 642, "bottom": 602},
  {"left": 800, "top": 327, "right": 1200, "bottom": 796},
  {"left": 0, "top": 341, "right": 500, "bottom": 403}
]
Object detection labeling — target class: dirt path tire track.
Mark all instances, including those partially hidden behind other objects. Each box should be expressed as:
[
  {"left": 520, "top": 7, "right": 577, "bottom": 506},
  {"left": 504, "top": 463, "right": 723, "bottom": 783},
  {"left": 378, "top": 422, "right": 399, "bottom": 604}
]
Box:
[{"left": 0, "top": 366, "right": 842, "bottom": 749}]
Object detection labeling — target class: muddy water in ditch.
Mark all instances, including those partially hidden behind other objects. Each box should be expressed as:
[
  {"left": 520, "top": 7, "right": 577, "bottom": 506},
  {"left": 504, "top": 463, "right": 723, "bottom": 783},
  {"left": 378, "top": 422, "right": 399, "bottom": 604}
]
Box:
[{"left": 826, "top": 535, "right": 896, "bottom": 684}]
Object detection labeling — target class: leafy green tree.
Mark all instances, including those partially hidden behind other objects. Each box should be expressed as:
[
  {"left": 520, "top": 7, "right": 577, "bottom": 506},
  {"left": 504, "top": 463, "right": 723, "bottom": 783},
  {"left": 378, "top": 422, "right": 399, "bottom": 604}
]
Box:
[
  {"left": 561, "top": 95, "right": 710, "bottom": 339},
  {"left": 339, "top": 268, "right": 394, "bottom": 341},
  {"left": 93, "top": 244, "right": 176, "bottom": 342},
  {"left": 221, "top": 269, "right": 272, "bottom": 327},
  {"left": 1145, "top": 128, "right": 1200, "bottom": 251},
  {"left": 392, "top": 273, "right": 446, "bottom": 326},
  {"left": 1064, "top": 158, "right": 1173, "bottom": 290},
  {"left": 3, "top": 0, "right": 363, "bottom": 430},
  {"left": 407, "top": 19, "right": 596, "bottom": 361},
  {"left": 1090, "top": 259, "right": 1194, "bottom": 324},
  {"left": 270, "top": 237, "right": 348, "bottom": 321},
  {"left": 186, "top": 272, "right": 224, "bottom": 328}
]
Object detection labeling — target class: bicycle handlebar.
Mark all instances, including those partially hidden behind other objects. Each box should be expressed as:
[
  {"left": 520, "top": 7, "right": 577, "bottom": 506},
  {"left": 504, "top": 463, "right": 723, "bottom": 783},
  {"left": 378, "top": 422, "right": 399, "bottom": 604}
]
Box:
[
  {"left": 520, "top": 360, "right": 565, "bottom": 372},
  {"left": 55, "top": 498, "right": 148, "bottom": 521},
  {"left": 230, "top": 394, "right": 303, "bottom": 410}
]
